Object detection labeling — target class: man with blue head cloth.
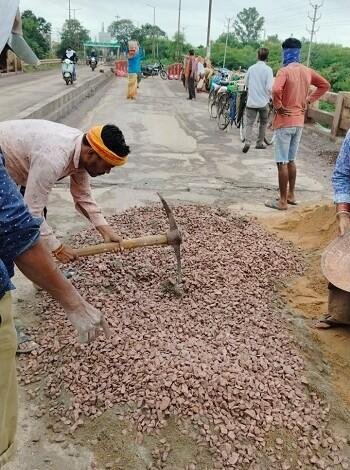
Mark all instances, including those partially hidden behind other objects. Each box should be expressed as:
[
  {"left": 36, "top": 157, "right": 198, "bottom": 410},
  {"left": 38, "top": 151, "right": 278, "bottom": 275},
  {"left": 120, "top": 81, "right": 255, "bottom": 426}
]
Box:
[{"left": 265, "top": 37, "right": 330, "bottom": 210}]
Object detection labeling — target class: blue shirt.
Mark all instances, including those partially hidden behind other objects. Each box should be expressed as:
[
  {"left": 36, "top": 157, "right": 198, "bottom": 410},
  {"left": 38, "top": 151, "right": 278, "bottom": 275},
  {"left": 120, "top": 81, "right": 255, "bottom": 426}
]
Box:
[
  {"left": 332, "top": 130, "right": 350, "bottom": 203},
  {"left": 128, "top": 49, "right": 144, "bottom": 74},
  {"left": 0, "top": 154, "right": 41, "bottom": 299}
]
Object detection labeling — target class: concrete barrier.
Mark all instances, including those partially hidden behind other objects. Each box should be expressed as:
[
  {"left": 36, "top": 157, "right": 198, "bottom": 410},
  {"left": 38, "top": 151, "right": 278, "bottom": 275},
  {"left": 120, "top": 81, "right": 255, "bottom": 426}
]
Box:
[{"left": 15, "top": 69, "right": 114, "bottom": 121}]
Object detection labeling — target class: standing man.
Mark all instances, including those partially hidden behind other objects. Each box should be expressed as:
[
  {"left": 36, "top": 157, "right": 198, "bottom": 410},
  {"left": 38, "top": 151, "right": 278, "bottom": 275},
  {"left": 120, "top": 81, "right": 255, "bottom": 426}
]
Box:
[
  {"left": 185, "top": 50, "right": 197, "bottom": 100},
  {"left": 265, "top": 37, "right": 330, "bottom": 210},
  {"left": 0, "top": 120, "right": 130, "bottom": 263},
  {"left": 127, "top": 40, "right": 143, "bottom": 100},
  {"left": 242, "top": 47, "right": 273, "bottom": 153}
]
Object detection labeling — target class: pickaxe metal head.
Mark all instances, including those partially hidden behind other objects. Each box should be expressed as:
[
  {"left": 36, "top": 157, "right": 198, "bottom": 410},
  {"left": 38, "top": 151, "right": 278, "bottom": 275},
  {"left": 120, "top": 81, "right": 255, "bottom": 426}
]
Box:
[{"left": 157, "top": 193, "right": 182, "bottom": 285}]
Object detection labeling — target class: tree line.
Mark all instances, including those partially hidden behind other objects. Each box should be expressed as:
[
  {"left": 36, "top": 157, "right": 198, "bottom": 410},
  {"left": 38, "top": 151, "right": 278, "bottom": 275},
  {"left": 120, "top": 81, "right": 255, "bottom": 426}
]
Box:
[{"left": 21, "top": 8, "right": 350, "bottom": 92}]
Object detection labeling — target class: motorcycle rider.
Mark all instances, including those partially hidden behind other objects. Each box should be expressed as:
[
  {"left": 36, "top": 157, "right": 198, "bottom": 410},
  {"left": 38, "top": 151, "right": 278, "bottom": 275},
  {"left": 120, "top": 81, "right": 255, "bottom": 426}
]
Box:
[
  {"left": 62, "top": 47, "right": 78, "bottom": 81},
  {"left": 89, "top": 49, "right": 98, "bottom": 68}
]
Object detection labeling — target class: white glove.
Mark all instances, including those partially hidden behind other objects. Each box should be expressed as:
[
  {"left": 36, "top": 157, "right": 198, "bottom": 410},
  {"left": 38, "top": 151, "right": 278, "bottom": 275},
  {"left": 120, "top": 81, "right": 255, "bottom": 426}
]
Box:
[{"left": 64, "top": 301, "right": 111, "bottom": 344}]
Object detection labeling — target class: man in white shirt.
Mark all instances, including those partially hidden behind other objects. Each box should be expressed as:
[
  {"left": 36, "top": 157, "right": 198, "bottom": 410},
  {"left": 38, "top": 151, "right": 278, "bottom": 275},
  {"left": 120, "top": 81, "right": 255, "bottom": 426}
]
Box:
[{"left": 243, "top": 48, "right": 274, "bottom": 153}]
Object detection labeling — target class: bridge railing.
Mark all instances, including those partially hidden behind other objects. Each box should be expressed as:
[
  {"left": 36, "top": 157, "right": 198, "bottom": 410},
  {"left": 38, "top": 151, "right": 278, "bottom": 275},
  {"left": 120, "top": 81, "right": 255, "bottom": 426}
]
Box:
[{"left": 307, "top": 90, "right": 350, "bottom": 140}]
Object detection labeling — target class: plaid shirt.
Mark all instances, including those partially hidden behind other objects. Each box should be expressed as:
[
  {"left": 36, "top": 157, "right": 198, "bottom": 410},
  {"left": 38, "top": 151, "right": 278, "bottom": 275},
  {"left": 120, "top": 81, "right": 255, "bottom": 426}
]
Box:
[
  {"left": 332, "top": 130, "right": 350, "bottom": 204},
  {"left": 0, "top": 153, "right": 41, "bottom": 299}
]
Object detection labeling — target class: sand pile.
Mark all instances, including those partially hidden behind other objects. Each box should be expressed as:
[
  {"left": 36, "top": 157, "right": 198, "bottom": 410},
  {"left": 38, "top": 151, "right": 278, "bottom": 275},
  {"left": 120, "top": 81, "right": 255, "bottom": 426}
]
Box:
[{"left": 262, "top": 203, "right": 337, "bottom": 251}]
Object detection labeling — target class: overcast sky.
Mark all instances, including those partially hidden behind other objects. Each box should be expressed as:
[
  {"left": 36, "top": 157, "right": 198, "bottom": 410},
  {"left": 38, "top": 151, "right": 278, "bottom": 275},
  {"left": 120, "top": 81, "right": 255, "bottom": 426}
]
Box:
[{"left": 20, "top": 0, "right": 350, "bottom": 47}]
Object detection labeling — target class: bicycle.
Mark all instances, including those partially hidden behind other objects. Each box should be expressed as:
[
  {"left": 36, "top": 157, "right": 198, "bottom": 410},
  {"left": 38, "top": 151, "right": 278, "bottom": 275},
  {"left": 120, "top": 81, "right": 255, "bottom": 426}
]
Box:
[
  {"left": 217, "top": 87, "right": 238, "bottom": 130},
  {"left": 208, "top": 82, "right": 228, "bottom": 119}
]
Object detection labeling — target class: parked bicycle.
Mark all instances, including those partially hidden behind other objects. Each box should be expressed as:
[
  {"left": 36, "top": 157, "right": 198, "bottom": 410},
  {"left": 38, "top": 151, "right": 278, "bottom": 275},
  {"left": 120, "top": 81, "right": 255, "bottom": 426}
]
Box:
[
  {"left": 208, "top": 83, "right": 229, "bottom": 119},
  {"left": 207, "top": 69, "right": 231, "bottom": 118},
  {"left": 216, "top": 82, "right": 243, "bottom": 130}
]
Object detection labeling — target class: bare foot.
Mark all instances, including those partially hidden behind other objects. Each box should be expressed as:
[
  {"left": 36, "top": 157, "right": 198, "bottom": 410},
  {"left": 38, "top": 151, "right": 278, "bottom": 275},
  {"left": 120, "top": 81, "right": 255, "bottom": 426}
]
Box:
[
  {"left": 287, "top": 193, "right": 297, "bottom": 205},
  {"left": 265, "top": 199, "right": 288, "bottom": 211}
]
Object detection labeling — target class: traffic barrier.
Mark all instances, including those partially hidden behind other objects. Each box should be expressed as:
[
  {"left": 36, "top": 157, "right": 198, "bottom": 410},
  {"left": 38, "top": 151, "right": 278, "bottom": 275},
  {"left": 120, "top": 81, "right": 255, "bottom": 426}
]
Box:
[
  {"left": 115, "top": 60, "right": 128, "bottom": 77},
  {"left": 167, "top": 63, "right": 183, "bottom": 80}
]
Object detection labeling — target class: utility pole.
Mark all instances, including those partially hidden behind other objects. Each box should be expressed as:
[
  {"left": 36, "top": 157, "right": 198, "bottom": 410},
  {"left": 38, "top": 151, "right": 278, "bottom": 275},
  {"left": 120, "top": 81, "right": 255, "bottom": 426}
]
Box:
[
  {"left": 176, "top": 0, "right": 182, "bottom": 60},
  {"left": 146, "top": 3, "right": 156, "bottom": 60},
  {"left": 206, "top": 0, "right": 213, "bottom": 58},
  {"left": 306, "top": 0, "right": 323, "bottom": 67},
  {"left": 223, "top": 16, "right": 233, "bottom": 68},
  {"left": 71, "top": 9, "right": 81, "bottom": 20}
]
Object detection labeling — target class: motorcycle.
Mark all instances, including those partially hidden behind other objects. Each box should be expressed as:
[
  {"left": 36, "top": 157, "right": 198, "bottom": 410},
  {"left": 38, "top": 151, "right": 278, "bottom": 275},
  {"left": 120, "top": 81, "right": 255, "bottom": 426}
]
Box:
[
  {"left": 141, "top": 64, "right": 158, "bottom": 78},
  {"left": 158, "top": 62, "right": 168, "bottom": 80},
  {"left": 89, "top": 57, "right": 97, "bottom": 71},
  {"left": 141, "top": 62, "right": 168, "bottom": 80},
  {"left": 62, "top": 59, "right": 74, "bottom": 85}
]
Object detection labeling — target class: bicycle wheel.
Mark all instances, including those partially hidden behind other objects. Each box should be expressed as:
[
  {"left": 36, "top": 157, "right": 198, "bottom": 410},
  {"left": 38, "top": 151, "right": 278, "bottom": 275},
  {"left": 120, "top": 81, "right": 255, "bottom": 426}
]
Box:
[
  {"left": 217, "top": 94, "right": 230, "bottom": 130},
  {"left": 239, "top": 109, "right": 246, "bottom": 142},
  {"left": 160, "top": 70, "right": 168, "bottom": 80},
  {"left": 264, "top": 106, "right": 275, "bottom": 145}
]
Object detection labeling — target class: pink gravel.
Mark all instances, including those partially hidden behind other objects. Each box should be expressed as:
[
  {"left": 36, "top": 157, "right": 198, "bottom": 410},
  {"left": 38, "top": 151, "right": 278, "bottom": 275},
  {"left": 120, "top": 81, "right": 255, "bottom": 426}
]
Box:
[{"left": 19, "top": 204, "right": 347, "bottom": 468}]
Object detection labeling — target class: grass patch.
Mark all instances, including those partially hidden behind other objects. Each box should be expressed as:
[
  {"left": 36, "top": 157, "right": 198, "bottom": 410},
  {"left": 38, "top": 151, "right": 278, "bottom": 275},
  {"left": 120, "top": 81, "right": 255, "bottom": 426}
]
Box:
[{"left": 319, "top": 100, "right": 336, "bottom": 113}]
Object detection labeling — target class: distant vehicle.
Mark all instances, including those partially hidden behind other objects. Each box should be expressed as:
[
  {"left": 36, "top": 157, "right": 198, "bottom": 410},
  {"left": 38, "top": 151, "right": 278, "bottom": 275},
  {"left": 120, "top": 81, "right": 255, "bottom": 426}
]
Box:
[
  {"left": 89, "top": 56, "right": 97, "bottom": 71},
  {"left": 62, "top": 59, "right": 74, "bottom": 85},
  {"left": 141, "top": 61, "right": 168, "bottom": 79}
]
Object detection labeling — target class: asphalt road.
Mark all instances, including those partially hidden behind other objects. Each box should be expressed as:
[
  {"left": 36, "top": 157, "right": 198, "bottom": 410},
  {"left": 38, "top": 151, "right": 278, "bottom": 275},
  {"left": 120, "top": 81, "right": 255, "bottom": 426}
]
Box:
[
  {"left": 0, "top": 65, "right": 103, "bottom": 121},
  {"left": 55, "top": 74, "right": 333, "bottom": 232}
]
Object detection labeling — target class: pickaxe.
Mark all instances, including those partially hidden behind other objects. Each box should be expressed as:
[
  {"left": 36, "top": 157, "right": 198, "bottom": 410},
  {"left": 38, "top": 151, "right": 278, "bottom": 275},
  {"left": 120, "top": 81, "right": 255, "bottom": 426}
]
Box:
[{"left": 74, "top": 194, "right": 182, "bottom": 284}]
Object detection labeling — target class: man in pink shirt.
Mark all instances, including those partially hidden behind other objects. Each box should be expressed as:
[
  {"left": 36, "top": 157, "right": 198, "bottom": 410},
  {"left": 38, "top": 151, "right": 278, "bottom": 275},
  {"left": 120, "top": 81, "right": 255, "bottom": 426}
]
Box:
[
  {"left": 265, "top": 38, "right": 330, "bottom": 210},
  {"left": 0, "top": 119, "right": 130, "bottom": 262}
]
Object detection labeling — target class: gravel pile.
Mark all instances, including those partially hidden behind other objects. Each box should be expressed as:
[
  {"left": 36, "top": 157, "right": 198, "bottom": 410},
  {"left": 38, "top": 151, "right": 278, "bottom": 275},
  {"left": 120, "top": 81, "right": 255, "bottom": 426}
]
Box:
[{"left": 20, "top": 205, "right": 348, "bottom": 469}]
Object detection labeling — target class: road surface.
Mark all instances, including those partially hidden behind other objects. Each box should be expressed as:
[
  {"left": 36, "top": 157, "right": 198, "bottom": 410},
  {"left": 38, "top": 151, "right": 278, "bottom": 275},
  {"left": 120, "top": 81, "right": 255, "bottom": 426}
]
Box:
[
  {"left": 0, "top": 65, "right": 104, "bottom": 121},
  {"left": 47, "top": 74, "right": 333, "bottom": 239}
]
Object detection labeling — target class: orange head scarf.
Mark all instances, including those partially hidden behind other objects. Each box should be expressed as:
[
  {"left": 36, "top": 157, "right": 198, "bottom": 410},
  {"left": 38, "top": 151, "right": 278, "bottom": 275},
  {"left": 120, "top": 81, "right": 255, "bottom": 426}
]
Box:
[{"left": 86, "top": 126, "right": 128, "bottom": 167}]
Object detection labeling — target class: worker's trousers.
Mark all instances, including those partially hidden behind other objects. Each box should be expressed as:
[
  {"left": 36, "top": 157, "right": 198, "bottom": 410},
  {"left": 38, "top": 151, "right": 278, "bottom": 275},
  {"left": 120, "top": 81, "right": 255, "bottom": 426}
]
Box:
[
  {"left": 0, "top": 293, "right": 17, "bottom": 468},
  {"left": 188, "top": 77, "right": 196, "bottom": 100},
  {"left": 245, "top": 105, "right": 269, "bottom": 146}
]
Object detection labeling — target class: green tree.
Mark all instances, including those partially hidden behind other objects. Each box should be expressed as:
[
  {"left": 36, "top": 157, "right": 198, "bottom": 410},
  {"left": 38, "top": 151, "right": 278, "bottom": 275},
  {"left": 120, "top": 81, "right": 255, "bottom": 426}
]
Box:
[
  {"left": 234, "top": 7, "right": 264, "bottom": 44},
  {"left": 134, "top": 23, "right": 166, "bottom": 44},
  {"left": 108, "top": 19, "right": 136, "bottom": 52},
  {"left": 21, "top": 10, "right": 51, "bottom": 59},
  {"left": 216, "top": 32, "right": 240, "bottom": 48},
  {"left": 57, "top": 19, "right": 90, "bottom": 57},
  {"left": 266, "top": 34, "right": 280, "bottom": 43}
]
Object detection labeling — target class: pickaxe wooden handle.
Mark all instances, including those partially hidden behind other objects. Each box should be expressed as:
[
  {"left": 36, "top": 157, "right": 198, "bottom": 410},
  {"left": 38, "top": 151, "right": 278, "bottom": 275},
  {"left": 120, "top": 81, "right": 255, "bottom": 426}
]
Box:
[
  {"left": 74, "top": 233, "right": 170, "bottom": 257},
  {"left": 73, "top": 194, "right": 183, "bottom": 285}
]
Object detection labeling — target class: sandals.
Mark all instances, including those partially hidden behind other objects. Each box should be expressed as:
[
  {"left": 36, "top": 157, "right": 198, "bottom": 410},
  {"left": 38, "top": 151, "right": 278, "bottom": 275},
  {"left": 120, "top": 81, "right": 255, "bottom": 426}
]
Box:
[
  {"left": 265, "top": 200, "right": 288, "bottom": 211},
  {"left": 314, "top": 314, "right": 347, "bottom": 330}
]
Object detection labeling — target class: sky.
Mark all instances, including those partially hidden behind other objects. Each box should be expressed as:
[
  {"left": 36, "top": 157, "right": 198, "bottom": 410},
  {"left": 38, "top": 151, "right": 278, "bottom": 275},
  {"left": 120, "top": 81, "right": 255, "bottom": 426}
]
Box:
[{"left": 20, "top": 0, "right": 350, "bottom": 47}]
